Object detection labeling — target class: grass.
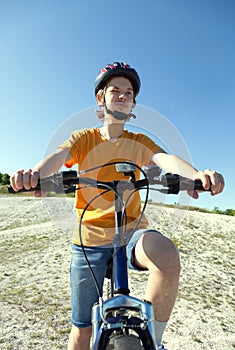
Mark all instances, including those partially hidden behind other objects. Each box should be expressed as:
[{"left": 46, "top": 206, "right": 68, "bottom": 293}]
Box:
[
  {"left": 147, "top": 201, "right": 235, "bottom": 216},
  {"left": 0, "top": 185, "right": 9, "bottom": 194}
]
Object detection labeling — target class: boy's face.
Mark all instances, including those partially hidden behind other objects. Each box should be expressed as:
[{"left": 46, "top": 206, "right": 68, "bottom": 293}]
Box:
[{"left": 104, "top": 76, "right": 134, "bottom": 116}]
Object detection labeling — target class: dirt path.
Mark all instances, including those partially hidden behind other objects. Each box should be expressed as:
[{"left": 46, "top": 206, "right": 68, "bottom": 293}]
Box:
[{"left": 0, "top": 196, "right": 234, "bottom": 349}]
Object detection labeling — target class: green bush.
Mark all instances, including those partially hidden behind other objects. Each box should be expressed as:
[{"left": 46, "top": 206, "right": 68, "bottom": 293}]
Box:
[{"left": 0, "top": 172, "right": 10, "bottom": 185}]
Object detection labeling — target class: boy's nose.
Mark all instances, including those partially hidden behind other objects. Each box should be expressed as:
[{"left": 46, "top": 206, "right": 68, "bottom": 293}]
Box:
[{"left": 119, "top": 93, "right": 127, "bottom": 100}]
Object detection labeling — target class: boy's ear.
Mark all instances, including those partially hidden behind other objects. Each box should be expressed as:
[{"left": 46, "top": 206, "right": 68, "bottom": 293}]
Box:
[{"left": 96, "top": 92, "right": 105, "bottom": 106}]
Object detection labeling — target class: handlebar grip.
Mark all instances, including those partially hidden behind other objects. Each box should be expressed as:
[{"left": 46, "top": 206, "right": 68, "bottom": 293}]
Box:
[
  {"left": 8, "top": 172, "right": 76, "bottom": 194},
  {"left": 194, "top": 179, "right": 211, "bottom": 191},
  {"left": 162, "top": 174, "right": 211, "bottom": 193},
  {"left": 8, "top": 183, "right": 41, "bottom": 194}
]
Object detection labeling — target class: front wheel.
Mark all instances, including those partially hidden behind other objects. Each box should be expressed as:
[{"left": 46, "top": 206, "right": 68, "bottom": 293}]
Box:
[{"left": 107, "top": 334, "right": 145, "bottom": 349}]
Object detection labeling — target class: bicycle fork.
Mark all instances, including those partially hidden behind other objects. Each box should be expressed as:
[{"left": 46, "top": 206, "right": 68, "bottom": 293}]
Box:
[{"left": 91, "top": 294, "right": 156, "bottom": 349}]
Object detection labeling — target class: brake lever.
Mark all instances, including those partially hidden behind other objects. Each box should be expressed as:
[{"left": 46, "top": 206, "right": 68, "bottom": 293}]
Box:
[{"left": 161, "top": 173, "right": 180, "bottom": 194}]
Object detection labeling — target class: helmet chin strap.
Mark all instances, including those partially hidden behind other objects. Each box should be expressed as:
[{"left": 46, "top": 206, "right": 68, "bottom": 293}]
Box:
[{"left": 104, "top": 104, "right": 136, "bottom": 120}]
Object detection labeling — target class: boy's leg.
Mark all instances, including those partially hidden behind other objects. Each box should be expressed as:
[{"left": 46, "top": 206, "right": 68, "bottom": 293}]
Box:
[
  {"left": 68, "top": 244, "right": 113, "bottom": 350},
  {"left": 68, "top": 325, "right": 92, "bottom": 350},
  {"left": 127, "top": 229, "right": 180, "bottom": 346},
  {"left": 134, "top": 231, "right": 180, "bottom": 321}
]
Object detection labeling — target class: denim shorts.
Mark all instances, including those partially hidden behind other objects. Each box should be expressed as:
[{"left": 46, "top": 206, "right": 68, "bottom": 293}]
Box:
[{"left": 70, "top": 228, "right": 157, "bottom": 328}]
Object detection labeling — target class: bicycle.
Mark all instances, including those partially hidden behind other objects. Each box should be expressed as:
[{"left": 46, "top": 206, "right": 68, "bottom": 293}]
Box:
[{"left": 8, "top": 162, "right": 208, "bottom": 349}]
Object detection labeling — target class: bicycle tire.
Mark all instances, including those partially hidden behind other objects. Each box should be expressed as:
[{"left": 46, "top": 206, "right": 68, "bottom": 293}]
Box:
[
  {"left": 107, "top": 334, "right": 144, "bottom": 349},
  {"left": 97, "top": 331, "right": 144, "bottom": 350}
]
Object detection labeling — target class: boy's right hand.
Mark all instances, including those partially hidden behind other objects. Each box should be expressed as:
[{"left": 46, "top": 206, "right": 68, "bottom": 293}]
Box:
[{"left": 10, "top": 169, "right": 40, "bottom": 192}]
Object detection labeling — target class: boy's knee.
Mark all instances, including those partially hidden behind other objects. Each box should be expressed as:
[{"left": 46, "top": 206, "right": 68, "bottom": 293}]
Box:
[{"left": 137, "top": 231, "right": 181, "bottom": 274}]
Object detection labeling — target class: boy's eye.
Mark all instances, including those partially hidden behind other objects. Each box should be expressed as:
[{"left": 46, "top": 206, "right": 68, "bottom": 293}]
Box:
[
  {"left": 110, "top": 90, "right": 133, "bottom": 95},
  {"left": 108, "top": 89, "right": 118, "bottom": 94}
]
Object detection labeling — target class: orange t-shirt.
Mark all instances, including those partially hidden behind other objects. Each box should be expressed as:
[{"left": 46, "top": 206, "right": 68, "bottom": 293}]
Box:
[{"left": 59, "top": 128, "right": 163, "bottom": 246}]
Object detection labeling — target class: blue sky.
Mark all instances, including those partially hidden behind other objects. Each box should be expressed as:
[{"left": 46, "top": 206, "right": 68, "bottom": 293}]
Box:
[{"left": 0, "top": 0, "right": 234, "bottom": 210}]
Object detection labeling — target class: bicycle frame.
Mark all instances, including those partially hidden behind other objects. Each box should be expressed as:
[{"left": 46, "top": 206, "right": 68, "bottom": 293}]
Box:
[{"left": 91, "top": 179, "right": 156, "bottom": 349}]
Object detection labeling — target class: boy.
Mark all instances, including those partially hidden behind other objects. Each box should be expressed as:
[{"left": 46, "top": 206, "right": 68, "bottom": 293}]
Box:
[{"left": 10, "top": 62, "right": 224, "bottom": 350}]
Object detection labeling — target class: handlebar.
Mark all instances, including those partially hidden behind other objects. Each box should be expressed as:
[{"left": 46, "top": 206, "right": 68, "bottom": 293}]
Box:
[{"left": 8, "top": 164, "right": 210, "bottom": 195}]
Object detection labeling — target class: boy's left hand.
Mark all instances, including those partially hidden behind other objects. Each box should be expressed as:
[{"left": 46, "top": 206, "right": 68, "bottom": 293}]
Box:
[{"left": 189, "top": 169, "right": 225, "bottom": 199}]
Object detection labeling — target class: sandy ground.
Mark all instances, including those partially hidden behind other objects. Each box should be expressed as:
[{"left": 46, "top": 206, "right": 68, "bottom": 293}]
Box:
[{"left": 0, "top": 195, "right": 234, "bottom": 349}]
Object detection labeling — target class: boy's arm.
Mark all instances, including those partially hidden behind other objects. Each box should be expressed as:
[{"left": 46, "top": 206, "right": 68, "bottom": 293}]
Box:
[
  {"left": 10, "top": 148, "right": 71, "bottom": 192},
  {"left": 153, "top": 153, "right": 198, "bottom": 178},
  {"left": 152, "top": 153, "right": 225, "bottom": 198}
]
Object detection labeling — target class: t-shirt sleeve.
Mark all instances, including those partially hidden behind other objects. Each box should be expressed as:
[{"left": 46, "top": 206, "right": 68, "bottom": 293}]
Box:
[
  {"left": 140, "top": 134, "right": 166, "bottom": 164},
  {"left": 58, "top": 130, "right": 81, "bottom": 168}
]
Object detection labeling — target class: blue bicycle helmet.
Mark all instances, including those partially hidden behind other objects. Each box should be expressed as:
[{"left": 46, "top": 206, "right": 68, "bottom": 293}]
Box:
[{"left": 95, "top": 62, "right": 141, "bottom": 96}]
